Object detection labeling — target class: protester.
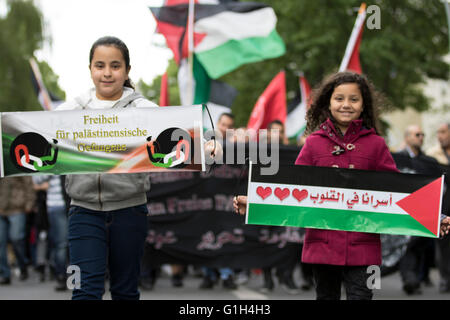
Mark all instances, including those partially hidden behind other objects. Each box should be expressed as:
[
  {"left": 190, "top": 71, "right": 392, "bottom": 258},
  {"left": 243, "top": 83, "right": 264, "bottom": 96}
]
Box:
[
  {"left": 234, "top": 71, "right": 401, "bottom": 300},
  {"left": 200, "top": 112, "right": 238, "bottom": 291},
  {"left": 426, "top": 122, "right": 450, "bottom": 165},
  {"left": 0, "top": 177, "right": 36, "bottom": 285},
  {"left": 426, "top": 122, "right": 450, "bottom": 293},
  {"left": 31, "top": 182, "right": 50, "bottom": 282},
  {"left": 170, "top": 264, "right": 185, "bottom": 287},
  {"left": 56, "top": 36, "right": 220, "bottom": 300},
  {"left": 260, "top": 120, "right": 301, "bottom": 294},
  {"left": 32, "top": 175, "right": 69, "bottom": 291},
  {"left": 393, "top": 125, "right": 440, "bottom": 295},
  {"left": 216, "top": 113, "right": 235, "bottom": 142}
]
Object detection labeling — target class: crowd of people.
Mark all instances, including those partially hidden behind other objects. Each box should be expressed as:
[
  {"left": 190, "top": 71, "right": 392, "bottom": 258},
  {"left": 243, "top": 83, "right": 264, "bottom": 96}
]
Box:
[
  {"left": 0, "top": 117, "right": 448, "bottom": 298},
  {"left": 0, "top": 36, "right": 449, "bottom": 300}
]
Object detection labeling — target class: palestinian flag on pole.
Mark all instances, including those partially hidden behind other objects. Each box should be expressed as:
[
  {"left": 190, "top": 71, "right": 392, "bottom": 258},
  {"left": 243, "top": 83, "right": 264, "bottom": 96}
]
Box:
[
  {"left": 285, "top": 73, "right": 311, "bottom": 139},
  {"left": 246, "top": 164, "right": 445, "bottom": 238},
  {"left": 150, "top": 1, "right": 285, "bottom": 79},
  {"left": 29, "top": 58, "right": 62, "bottom": 111},
  {"left": 339, "top": 3, "right": 366, "bottom": 74}
]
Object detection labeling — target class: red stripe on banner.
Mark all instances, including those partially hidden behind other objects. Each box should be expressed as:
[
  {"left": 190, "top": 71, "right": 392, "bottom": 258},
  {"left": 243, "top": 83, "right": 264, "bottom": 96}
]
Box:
[{"left": 396, "top": 177, "right": 443, "bottom": 237}]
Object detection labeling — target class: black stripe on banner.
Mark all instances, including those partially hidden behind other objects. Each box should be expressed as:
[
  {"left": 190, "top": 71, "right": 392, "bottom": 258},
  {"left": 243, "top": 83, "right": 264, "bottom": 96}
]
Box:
[
  {"left": 150, "top": 2, "right": 268, "bottom": 26},
  {"left": 251, "top": 164, "right": 441, "bottom": 194}
]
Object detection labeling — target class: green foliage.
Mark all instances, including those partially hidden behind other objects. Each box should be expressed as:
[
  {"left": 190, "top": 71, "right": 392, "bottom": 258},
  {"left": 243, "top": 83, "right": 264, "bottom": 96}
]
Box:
[
  {"left": 37, "top": 60, "right": 66, "bottom": 101},
  {"left": 0, "top": 0, "right": 65, "bottom": 112},
  {"left": 138, "top": 59, "right": 180, "bottom": 105},
  {"left": 141, "top": 0, "right": 449, "bottom": 127}
]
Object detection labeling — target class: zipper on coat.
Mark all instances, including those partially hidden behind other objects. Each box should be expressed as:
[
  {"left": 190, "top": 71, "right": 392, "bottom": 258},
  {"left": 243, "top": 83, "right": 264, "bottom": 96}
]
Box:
[{"left": 97, "top": 174, "right": 103, "bottom": 210}]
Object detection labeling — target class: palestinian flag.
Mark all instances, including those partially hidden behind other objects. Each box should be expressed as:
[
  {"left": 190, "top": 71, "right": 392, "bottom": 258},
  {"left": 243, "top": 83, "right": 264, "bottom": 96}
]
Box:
[
  {"left": 246, "top": 164, "right": 445, "bottom": 238},
  {"left": 178, "top": 55, "right": 237, "bottom": 129},
  {"left": 150, "top": 1, "right": 285, "bottom": 79},
  {"left": 29, "top": 58, "right": 63, "bottom": 111},
  {"left": 285, "top": 73, "right": 311, "bottom": 139},
  {"left": 178, "top": 55, "right": 211, "bottom": 105},
  {"left": 338, "top": 3, "right": 366, "bottom": 74}
]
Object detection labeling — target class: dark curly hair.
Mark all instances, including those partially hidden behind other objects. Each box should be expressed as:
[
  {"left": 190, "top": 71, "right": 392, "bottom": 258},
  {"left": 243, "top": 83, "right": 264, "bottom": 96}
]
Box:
[{"left": 305, "top": 72, "right": 382, "bottom": 135}]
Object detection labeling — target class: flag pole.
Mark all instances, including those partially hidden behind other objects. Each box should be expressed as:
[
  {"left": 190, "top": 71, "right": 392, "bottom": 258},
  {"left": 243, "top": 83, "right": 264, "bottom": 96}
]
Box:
[
  {"left": 339, "top": 3, "right": 366, "bottom": 72},
  {"left": 187, "top": 0, "right": 195, "bottom": 105},
  {"left": 29, "top": 57, "right": 53, "bottom": 111},
  {"left": 443, "top": 0, "right": 450, "bottom": 53}
]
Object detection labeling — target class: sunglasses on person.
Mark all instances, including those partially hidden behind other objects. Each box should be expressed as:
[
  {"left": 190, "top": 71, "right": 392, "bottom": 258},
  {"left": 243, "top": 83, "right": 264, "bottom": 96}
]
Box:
[{"left": 415, "top": 133, "right": 425, "bottom": 137}]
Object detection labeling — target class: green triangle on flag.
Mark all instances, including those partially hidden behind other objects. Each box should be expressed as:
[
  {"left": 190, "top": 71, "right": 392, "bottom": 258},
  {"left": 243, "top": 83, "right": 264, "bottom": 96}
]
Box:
[{"left": 395, "top": 177, "right": 443, "bottom": 237}]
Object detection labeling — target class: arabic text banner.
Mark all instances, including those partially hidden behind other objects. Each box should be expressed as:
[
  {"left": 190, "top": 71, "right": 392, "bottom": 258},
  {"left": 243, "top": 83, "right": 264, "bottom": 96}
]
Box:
[
  {"left": 0, "top": 106, "right": 205, "bottom": 177},
  {"left": 246, "top": 164, "right": 445, "bottom": 238}
]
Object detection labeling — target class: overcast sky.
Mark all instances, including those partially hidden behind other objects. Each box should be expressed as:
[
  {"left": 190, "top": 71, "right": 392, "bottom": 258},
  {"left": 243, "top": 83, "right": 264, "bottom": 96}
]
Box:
[{"left": 34, "top": 0, "right": 173, "bottom": 101}]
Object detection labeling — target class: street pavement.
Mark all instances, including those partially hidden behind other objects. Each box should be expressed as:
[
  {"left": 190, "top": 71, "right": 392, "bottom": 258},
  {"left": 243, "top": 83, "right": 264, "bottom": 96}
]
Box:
[{"left": 1, "top": 265, "right": 450, "bottom": 300}]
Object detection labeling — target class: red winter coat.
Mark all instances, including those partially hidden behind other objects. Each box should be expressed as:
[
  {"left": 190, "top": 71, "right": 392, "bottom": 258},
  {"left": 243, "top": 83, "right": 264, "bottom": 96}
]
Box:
[{"left": 295, "top": 118, "right": 398, "bottom": 266}]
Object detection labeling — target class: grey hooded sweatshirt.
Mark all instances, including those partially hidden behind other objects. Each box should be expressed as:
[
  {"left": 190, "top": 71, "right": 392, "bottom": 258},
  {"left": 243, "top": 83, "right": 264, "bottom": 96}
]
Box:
[{"left": 56, "top": 88, "right": 158, "bottom": 211}]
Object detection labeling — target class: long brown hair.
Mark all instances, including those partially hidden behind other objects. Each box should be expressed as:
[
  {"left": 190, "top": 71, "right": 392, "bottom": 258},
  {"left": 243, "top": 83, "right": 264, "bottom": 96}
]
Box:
[{"left": 305, "top": 72, "right": 382, "bottom": 135}]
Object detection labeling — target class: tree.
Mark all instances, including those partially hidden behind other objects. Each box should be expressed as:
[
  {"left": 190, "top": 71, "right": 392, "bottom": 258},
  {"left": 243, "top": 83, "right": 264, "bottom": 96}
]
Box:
[
  {"left": 0, "top": 0, "right": 65, "bottom": 112},
  {"left": 141, "top": 0, "right": 449, "bottom": 127},
  {"left": 138, "top": 59, "right": 180, "bottom": 106}
]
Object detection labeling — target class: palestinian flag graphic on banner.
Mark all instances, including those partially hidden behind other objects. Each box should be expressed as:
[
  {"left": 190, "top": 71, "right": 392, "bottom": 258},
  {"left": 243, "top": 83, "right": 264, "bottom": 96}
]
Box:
[{"left": 246, "top": 164, "right": 445, "bottom": 238}]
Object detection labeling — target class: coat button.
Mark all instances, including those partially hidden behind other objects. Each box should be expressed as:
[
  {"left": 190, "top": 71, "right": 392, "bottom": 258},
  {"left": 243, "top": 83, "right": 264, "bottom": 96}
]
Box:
[
  {"left": 332, "top": 164, "right": 339, "bottom": 168},
  {"left": 349, "top": 164, "right": 355, "bottom": 169},
  {"left": 347, "top": 143, "right": 355, "bottom": 151}
]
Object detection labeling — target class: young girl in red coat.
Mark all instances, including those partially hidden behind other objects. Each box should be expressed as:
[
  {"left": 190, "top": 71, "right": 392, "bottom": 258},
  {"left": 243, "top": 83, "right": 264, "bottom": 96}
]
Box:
[{"left": 234, "top": 71, "right": 399, "bottom": 300}]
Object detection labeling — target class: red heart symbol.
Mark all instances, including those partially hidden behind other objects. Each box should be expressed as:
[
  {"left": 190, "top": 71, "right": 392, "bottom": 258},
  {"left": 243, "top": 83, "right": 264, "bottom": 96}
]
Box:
[
  {"left": 293, "top": 189, "right": 308, "bottom": 202},
  {"left": 274, "top": 187, "right": 290, "bottom": 201},
  {"left": 256, "top": 186, "right": 272, "bottom": 200}
]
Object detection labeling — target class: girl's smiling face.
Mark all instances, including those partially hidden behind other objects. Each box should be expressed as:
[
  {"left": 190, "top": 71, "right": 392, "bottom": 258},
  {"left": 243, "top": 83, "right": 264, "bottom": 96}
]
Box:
[
  {"left": 329, "top": 83, "right": 363, "bottom": 134},
  {"left": 90, "top": 45, "right": 130, "bottom": 101}
]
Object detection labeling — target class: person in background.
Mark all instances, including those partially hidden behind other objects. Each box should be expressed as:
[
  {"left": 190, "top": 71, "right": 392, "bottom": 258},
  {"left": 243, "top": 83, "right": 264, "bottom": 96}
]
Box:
[
  {"left": 32, "top": 175, "right": 69, "bottom": 291},
  {"left": 216, "top": 113, "right": 235, "bottom": 142},
  {"left": 260, "top": 120, "right": 301, "bottom": 295},
  {"left": 394, "top": 125, "right": 440, "bottom": 295},
  {"left": 426, "top": 122, "right": 450, "bottom": 165},
  {"left": 0, "top": 177, "right": 36, "bottom": 285},
  {"left": 200, "top": 112, "right": 238, "bottom": 290},
  {"left": 31, "top": 182, "right": 50, "bottom": 282},
  {"left": 426, "top": 122, "right": 450, "bottom": 293}
]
